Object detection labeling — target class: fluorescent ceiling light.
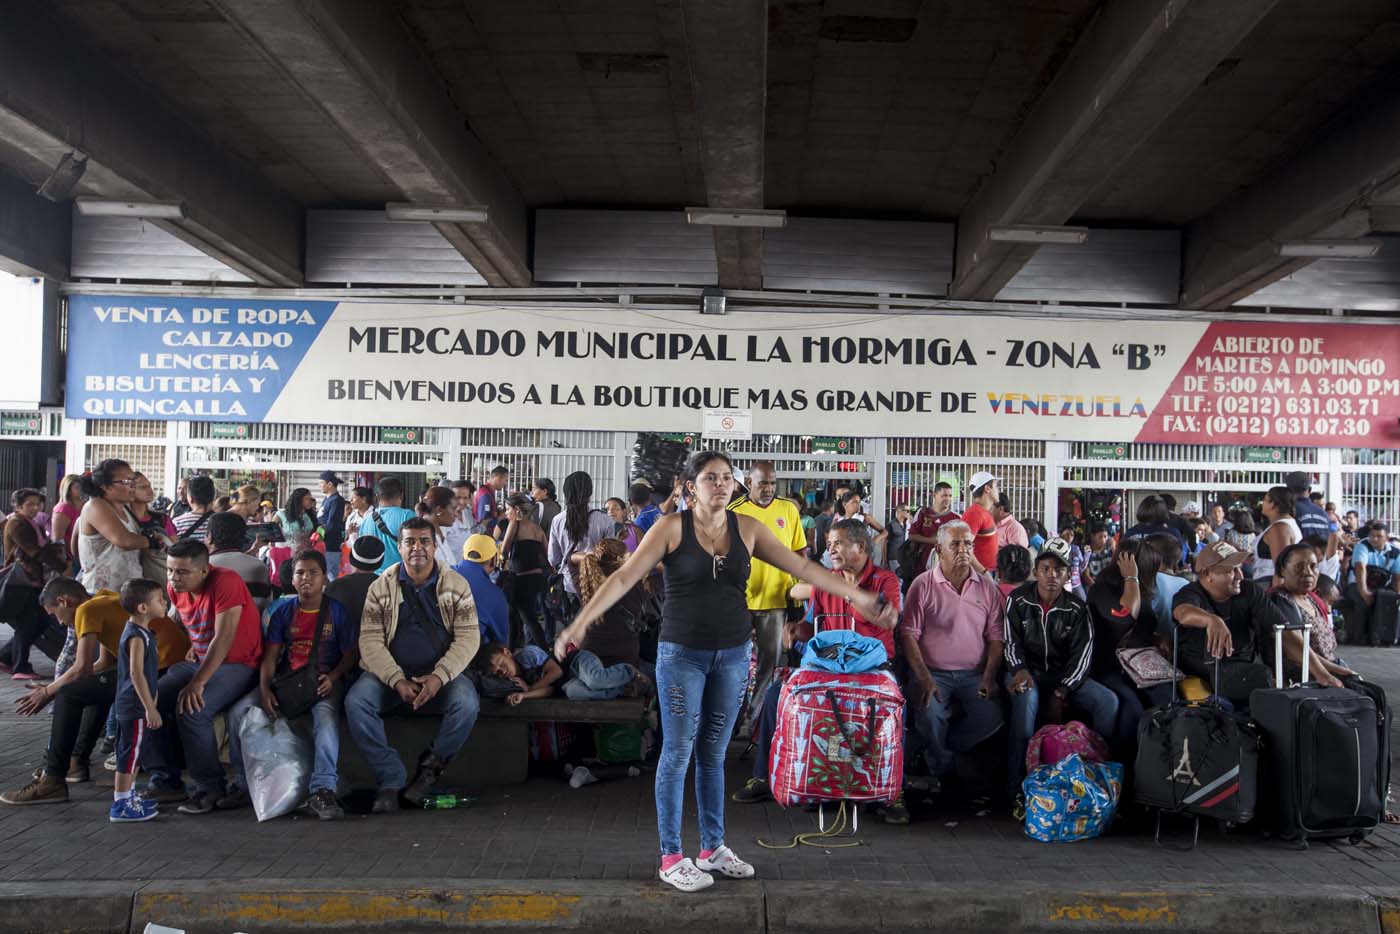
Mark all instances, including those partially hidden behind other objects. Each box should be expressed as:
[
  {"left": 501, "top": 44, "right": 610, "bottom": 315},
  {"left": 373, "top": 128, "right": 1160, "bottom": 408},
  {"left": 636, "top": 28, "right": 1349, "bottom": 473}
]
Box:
[
  {"left": 988, "top": 224, "right": 1089, "bottom": 245},
  {"left": 1277, "top": 239, "right": 1382, "bottom": 258},
  {"left": 685, "top": 207, "right": 786, "bottom": 228},
  {"left": 74, "top": 197, "right": 186, "bottom": 219},
  {"left": 384, "top": 202, "right": 489, "bottom": 223}
]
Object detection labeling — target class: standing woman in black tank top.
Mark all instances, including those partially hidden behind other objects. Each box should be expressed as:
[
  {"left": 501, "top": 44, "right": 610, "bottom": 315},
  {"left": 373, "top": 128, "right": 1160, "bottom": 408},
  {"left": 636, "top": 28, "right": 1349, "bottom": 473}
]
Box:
[{"left": 555, "top": 451, "right": 897, "bottom": 893}]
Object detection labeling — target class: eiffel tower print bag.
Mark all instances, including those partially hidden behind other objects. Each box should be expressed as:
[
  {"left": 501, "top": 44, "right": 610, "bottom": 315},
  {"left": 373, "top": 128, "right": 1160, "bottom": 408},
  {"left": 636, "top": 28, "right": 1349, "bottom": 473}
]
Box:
[{"left": 1133, "top": 700, "right": 1260, "bottom": 825}]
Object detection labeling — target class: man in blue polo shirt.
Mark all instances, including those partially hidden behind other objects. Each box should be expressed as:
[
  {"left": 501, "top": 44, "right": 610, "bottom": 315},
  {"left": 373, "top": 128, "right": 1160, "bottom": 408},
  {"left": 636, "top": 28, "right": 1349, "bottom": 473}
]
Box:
[{"left": 359, "top": 477, "right": 417, "bottom": 572}]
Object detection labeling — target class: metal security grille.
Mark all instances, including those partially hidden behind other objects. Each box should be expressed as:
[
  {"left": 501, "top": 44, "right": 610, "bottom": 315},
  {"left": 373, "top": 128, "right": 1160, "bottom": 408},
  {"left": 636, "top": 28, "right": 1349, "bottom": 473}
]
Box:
[
  {"left": 1068, "top": 442, "right": 1321, "bottom": 466},
  {"left": 886, "top": 437, "right": 1047, "bottom": 527},
  {"left": 85, "top": 443, "right": 166, "bottom": 492},
  {"left": 87, "top": 419, "right": 167, "bottom": 439},
  {"left": 460, "top": 429, "right": 622, "bottom": 505},
  {"left": 1338, "top": 449, "right": 1400, "bottom": 524}
]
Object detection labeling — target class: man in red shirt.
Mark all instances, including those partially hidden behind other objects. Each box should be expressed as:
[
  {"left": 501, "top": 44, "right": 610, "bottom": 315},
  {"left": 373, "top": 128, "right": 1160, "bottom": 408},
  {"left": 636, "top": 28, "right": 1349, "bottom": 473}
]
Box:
[
  {"left": 907, "top": 481, "right": 961, "bottom": 576},
  {"left": 732, "top": 518, "right": 901, "bottom": 811},
  {"left": 961, "top": 471, "right": 1001, "bottom": 574},
  {"left": 141, "top": 539, "right": 263, "bottom": 813}
]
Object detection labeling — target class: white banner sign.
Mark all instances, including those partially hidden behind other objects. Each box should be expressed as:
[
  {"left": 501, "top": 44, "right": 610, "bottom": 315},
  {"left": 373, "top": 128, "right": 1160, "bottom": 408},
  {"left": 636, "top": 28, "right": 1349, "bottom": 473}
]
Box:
[{"left": 65, "top": 296, "right": 1400, "bottom": 447}]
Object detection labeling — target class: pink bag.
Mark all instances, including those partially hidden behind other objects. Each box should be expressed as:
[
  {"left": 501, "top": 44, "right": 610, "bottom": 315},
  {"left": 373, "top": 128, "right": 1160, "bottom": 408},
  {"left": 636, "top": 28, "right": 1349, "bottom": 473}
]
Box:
[{"left": 1025, "top": 720, "right": 1108, "bottom": 772}]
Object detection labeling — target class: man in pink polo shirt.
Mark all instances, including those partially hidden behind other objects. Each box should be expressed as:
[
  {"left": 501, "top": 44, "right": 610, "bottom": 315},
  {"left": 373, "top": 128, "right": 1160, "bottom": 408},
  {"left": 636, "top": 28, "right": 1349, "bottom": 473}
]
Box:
[{"left": 900, "top": 520, "right": 1004, "bottom": 792}]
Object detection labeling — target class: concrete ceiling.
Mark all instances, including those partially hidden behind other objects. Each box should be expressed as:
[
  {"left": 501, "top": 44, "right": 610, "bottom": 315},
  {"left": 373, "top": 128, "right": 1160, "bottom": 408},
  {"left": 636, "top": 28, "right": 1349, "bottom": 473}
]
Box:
[{"left": 1, "top": 0, "right": 1398, "bottom": 309}]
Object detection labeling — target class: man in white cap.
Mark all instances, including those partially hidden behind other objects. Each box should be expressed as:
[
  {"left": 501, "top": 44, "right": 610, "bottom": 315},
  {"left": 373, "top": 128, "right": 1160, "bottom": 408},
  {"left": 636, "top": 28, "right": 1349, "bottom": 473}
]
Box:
[
  {"left": 962, "top": 471, "right": 1002, "bottom": 574},
  {"left": 452, "top": 534, "right": 510, "bottom": 646}
]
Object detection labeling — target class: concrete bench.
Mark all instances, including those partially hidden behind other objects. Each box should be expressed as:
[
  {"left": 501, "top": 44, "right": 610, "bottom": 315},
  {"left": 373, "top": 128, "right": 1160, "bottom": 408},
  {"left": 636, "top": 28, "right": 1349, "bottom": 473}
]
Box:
[{"left": 337, "top": 696, "right": 648, "bottom": 791}]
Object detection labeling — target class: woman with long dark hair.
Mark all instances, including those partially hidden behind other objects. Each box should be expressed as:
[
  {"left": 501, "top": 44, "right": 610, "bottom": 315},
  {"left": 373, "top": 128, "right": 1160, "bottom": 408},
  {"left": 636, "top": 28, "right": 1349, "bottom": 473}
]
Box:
[
  {"left": 547, "top": 471, "right": 614, "bottom": 619},
  {"left": 1085, "top": 538, "right": 1167, "bottom": 751},
  {"left": 1253, "top": 486, "right": 1300, "bottom": 583},
  {"left": 502, "top": 493, "right": 550, "bottom": 646},
  {"left": 554, "top": 451, "right": 897, "bottom": 893},
  {"left": 277, "top": 487, "right": 317, "bottom": 552},
  {"left": 127, "top": 472, "right": 174, "bottom": 585}
]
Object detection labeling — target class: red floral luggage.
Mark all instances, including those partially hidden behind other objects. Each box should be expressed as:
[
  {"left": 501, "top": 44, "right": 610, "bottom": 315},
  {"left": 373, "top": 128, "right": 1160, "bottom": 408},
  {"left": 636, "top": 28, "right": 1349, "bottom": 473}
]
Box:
[{"left": 768, "top": 668, "right": 904, "bottom": 806}]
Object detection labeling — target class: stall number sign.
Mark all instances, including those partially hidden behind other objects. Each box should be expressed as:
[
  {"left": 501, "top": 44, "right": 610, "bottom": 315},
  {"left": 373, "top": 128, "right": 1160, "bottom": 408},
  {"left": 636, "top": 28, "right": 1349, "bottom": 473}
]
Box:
[
  {"left": 1243, "top": 447, "right": 1285, "bottom": 464},
  {"left": 811, "top": 436, "right": 852, "bottom": 453},
  {"left": 380, "top": 427, "right": 422, "bottom": 444},
  {"left": 209, "top": 423, "right": 249, "bottom": 439},
  {"left": 702, "top": 408, "right": 752, "bottom": 441},
  {"left": 1087, "top": 443, "right": 1129, "bottom": 460},
  {"left": 1, "top": 416, "right": 41, "bottom": 434}
]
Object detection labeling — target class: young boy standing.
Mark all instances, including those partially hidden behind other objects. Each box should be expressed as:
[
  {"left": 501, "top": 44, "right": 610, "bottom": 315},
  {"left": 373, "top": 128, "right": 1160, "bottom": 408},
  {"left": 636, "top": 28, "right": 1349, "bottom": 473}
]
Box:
[{"left": 111, "top": 579, "right": 165, "bottom": 823}]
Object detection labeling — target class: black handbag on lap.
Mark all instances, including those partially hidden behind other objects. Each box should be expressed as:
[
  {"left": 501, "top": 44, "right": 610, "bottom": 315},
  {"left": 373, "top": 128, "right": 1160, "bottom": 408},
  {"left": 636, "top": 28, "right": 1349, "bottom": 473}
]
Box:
[{"left": 270, "top": 602, "right": 329, "bottom": 718}]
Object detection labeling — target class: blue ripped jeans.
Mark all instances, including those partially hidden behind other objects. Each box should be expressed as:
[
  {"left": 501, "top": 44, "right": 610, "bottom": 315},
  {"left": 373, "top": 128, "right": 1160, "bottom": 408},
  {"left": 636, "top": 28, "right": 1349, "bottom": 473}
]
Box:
[{"left": 654, "top": 641, "right": 749, "bottom": 857}]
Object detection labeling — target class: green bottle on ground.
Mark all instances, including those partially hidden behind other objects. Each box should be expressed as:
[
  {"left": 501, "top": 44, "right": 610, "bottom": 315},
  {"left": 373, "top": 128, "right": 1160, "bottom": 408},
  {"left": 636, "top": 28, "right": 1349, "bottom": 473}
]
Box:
[{"left": 420, "top": 794, "right": 478, "bottom": 810}]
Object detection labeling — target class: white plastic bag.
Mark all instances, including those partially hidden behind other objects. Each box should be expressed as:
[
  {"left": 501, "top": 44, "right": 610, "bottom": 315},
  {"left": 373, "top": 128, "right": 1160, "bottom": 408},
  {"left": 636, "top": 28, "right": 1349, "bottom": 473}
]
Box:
[{"left": 237, "top": 705, "right": 310, "bottom": 822}]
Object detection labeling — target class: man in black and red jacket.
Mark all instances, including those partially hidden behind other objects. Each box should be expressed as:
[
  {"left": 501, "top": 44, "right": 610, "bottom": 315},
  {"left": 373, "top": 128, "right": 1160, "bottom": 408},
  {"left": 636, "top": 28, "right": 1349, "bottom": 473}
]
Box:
[{"left": 1002, "top": 537, "right": 1118, "bottom": 800}]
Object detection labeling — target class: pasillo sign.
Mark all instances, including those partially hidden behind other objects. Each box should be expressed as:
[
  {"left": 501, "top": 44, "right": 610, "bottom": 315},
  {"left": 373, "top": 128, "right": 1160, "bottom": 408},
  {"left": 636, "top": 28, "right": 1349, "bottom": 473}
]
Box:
[{"left": 64, "top": 297, "right": 1400, "bottom": 447}]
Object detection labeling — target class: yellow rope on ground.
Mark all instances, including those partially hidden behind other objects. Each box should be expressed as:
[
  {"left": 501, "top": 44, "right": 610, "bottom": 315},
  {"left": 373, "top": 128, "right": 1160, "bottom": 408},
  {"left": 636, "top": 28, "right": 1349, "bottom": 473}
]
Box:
[{"left": 757, "top": 801, "right": 865, "bottom": 849}]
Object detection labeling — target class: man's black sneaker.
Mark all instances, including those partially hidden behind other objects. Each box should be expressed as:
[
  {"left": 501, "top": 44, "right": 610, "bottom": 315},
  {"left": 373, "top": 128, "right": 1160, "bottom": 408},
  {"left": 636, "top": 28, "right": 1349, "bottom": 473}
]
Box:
[
  {"left": 177, "top": 791, "right": 215, "bottom": 815},
  {"left": 730, "top": 778, "right": 771, "bottom": 803},
  {"left": 307, "top": 789, "right": 344, "bottom": 821},
  {"left": 371, "top": 788, "right": 400, "bottom": 814},
  {"left": 214, "top": 786, "right": 251, "bottom": 810}
]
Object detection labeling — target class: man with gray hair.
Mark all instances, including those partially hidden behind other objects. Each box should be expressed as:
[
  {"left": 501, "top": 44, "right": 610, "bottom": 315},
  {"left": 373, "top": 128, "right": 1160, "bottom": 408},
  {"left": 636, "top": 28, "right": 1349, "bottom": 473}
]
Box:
[{"left": 900, "top": 520, "right": 1005, "bottom": 795}]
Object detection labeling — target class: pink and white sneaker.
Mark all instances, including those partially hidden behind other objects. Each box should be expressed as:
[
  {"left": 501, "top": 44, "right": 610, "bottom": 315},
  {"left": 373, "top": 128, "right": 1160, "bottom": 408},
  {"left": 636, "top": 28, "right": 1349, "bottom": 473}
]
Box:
[
  {"left": 695, "top": 845, "right": 754, "bottom": 879},
  {"left": 658, "top": 857, "right": 714, "bottom": 892}
]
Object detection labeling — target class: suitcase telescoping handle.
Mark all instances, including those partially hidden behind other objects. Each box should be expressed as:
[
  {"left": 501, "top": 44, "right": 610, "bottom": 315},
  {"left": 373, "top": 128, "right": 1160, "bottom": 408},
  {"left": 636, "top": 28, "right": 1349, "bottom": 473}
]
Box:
[
  {"left": 1272, "top": 622, "right": 1311, "bottom": 686},
  {"left": 1168, "top": 619, "right": 1221, "bottom": 707}
]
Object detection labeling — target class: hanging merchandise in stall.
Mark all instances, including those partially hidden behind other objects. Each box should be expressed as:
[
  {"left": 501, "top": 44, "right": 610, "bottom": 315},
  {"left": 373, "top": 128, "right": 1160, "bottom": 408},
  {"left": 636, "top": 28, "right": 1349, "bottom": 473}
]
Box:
[{"left": 64, "top": 297, "right": 1400, "bottom": 447}]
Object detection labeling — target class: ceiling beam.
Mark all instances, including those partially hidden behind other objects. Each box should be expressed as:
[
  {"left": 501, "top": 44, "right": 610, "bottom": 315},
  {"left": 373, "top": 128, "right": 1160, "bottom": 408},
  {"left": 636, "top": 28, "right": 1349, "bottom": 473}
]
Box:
[
  {"left": 0, "top": 169, "right": 69, "bottom": 281},
  {"left": 0, "top": 3, "right": 303, "bottom": 287},
  {"left": 679, "top": 0, "right": 769, "bottom": 290},
  {"left": 950, "top": 0, "right": 1279, "bottom": 300},
  {"left": 1181, "top": 83, "right": 1400, "bottom": 309},
  {"left": 210, "top": 0, "right": 530, "bottom": 288}
]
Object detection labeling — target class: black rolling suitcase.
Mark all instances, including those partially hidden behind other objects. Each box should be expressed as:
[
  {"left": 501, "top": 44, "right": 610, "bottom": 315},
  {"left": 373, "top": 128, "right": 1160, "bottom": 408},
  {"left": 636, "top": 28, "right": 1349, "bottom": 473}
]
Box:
[
  {"left": 1372, "top": 589, "right": 1400, "bottom": 646},
  {"left": 1134, "top": 626, "right": 1261, "bottom": 849},
  {"left": 1250, "top": 622, "right": 1384, "bottom": 846}
]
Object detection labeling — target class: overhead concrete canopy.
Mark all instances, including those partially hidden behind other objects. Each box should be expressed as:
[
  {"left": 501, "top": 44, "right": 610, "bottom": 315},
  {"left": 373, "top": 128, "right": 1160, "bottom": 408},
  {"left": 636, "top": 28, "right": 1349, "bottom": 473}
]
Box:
[{"left": 0, "top": 0, "right": 1397, "bottom": 311}]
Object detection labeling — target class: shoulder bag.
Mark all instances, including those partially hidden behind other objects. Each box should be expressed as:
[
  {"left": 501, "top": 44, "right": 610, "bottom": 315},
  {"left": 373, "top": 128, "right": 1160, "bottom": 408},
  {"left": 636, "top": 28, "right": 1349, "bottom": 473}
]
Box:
[{"left": 270, "top": 601, "right": 330, "bottom": 718}]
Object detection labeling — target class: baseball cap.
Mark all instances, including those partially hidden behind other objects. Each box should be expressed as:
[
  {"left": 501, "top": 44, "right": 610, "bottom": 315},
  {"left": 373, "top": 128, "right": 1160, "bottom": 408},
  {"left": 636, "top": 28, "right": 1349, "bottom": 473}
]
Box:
[
  {"left": 349, "top": 536, "right": 385, "bottom": 571},
  {"left": 463, "top": 534, "right": 499, "bottom": 564},
  {"left": 968, "top": 471, "right": 1001, "bottom": 493},
  {"left": 1181, "top": 500, "right": 1202, "bottom": 516},
  {"left": 319, "top": 470, "right": 343, "bottom": 484},
  {"left": 1194, "top": 540, "right": 1249, "bottom": 575},
  {"left": 1037, "top": 537, "right": 1072, "bottom": 567},
  {"left": 1283, "top": 471, "right": 1311, "bottom": 493}
]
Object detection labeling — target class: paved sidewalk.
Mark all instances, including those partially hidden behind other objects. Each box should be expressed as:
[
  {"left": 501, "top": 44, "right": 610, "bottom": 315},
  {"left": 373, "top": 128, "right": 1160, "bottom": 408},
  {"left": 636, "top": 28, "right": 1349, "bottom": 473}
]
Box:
[{"left": 1, "top": 637, "right": 1398, "bottom": 892}]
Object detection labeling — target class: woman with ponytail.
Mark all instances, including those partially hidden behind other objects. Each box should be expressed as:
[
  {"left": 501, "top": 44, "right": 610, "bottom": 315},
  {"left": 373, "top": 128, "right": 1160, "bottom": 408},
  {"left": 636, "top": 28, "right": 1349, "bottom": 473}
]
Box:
[
  {"left": 76, "top": 459, "right": 150, "bottom": 594},
  {"left": 546, "top": 471, "right": 614, "bottom": 618},
  {"left": 559, "top": 537, "right": 650, "bottom": 699}
]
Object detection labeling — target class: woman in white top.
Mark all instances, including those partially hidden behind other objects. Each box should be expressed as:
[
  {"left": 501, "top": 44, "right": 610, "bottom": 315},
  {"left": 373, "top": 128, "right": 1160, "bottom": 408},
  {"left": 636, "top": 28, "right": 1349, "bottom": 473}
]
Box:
[
  {"left": 76, "top": 459, "right": 150, "bottom": 593},
  {"left": 422, "top": 486, "right": 463, "bottom": 568},
  {"left": 1252, "top": 485, "right": 1301, "bottom": 583}
]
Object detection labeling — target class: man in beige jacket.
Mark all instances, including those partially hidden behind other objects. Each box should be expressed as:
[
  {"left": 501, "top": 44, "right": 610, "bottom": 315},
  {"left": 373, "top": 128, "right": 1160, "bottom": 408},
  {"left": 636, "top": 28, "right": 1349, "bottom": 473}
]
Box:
[{"left": 346, "top": 517, "right": 480, "bottom": 812}]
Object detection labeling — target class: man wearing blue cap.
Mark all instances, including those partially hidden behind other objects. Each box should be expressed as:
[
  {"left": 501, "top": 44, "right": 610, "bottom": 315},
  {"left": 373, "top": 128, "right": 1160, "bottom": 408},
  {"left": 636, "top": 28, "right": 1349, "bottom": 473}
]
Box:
[{"left": 319, "top": 471, "right": 347, "bottom": 580}]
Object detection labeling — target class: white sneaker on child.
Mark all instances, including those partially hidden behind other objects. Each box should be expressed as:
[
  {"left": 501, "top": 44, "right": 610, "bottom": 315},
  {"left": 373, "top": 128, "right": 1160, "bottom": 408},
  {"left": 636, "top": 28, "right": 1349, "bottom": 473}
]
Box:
[
  {"left": 659, "top": 857, "right": 714, "bottom": 892},
  {"left": 695, "top": 845, "right": 754, "bottom": 879}
]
